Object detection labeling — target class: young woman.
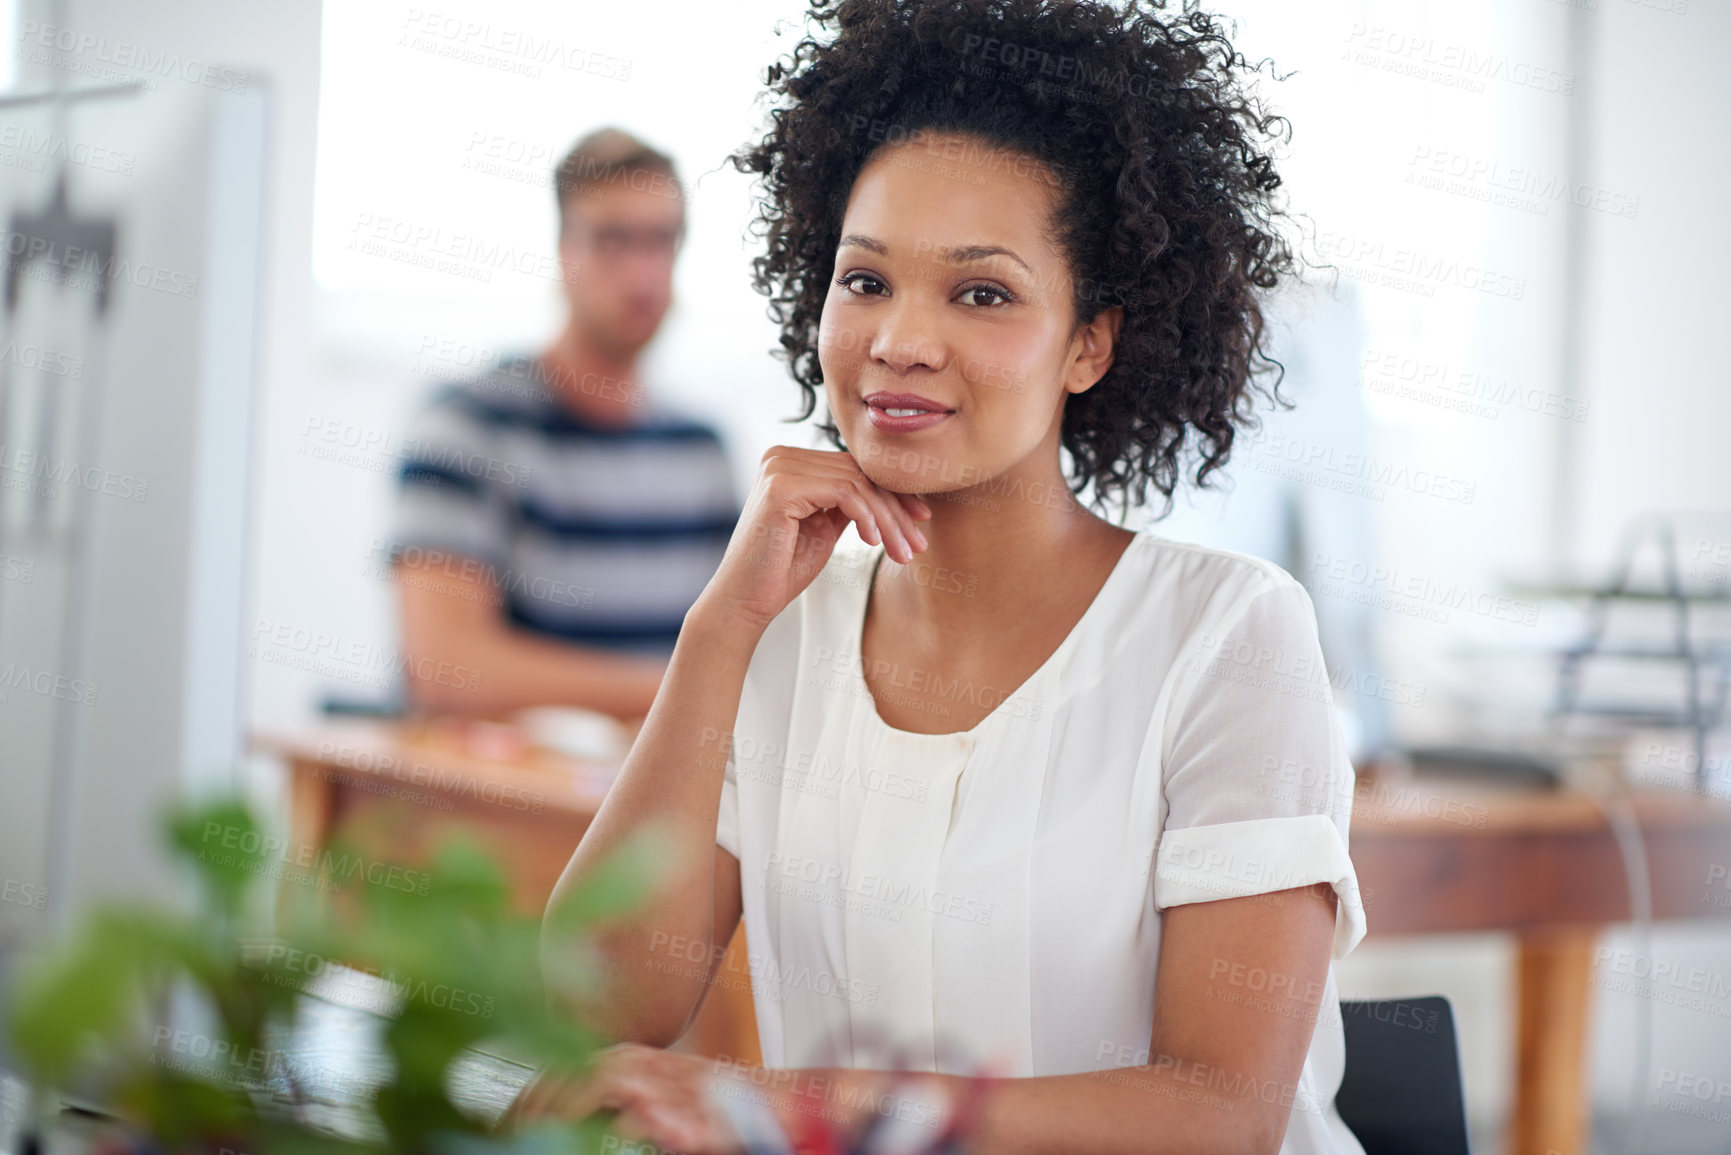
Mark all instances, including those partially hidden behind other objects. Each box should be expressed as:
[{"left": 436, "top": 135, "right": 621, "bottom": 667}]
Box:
[{"left": 523, "top": 2, "right": 1367, "bottom": 1152}]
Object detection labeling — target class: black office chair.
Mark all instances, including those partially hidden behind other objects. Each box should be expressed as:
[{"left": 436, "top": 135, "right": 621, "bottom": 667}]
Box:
[{"left": 1335, "top": 996, "right": 1471, "bottom": 1155}]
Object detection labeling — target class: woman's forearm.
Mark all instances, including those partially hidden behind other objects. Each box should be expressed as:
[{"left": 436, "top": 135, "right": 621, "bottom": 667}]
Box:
[
  {"left": 725, "top": 1055, "right": 1293, "bottom": 1155},
  {"left": 541, "top": 597, "right": 764, "bottom": 1044}
]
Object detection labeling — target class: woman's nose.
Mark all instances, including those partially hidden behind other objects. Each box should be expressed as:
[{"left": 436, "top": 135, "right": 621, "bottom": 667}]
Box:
[{"left": 868, "top": 297, "right": 946, "bottom": 374}]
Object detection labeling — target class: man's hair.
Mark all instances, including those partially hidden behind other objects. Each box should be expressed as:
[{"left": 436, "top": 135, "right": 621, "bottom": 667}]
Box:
[{"left": 553, "top": 127, "right": 683, "bottom": 235}]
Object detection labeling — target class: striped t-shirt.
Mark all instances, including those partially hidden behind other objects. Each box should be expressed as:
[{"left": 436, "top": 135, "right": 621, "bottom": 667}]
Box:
[{"left": 390, "top": 356, "right": 740, "bottom": 657}]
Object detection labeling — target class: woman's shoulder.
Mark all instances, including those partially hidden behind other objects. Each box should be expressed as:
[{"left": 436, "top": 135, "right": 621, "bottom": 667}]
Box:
[
  {"left": 1122, "top": 530, "right": 1311, "bottom": 624},
  {"left": 1067, "top": 531, "right": 1326, "bottom": 696}
]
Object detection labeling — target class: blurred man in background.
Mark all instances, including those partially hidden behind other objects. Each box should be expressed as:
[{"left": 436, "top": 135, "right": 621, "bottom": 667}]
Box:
[{"left": 389, "top": 128, "right": 738, "bottom": 722}]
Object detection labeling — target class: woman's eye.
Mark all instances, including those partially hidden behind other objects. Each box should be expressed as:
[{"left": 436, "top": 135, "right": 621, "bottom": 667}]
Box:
[
  {"left": 837, "top": 272, "right": 886, "bottom": 296},
  {"left": 959, "top": 284, "right": 1011, "bottom": 307}
]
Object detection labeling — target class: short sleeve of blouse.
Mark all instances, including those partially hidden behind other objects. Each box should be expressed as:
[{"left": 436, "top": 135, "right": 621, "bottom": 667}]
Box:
[
  {"left": 1151, "top": 572, "right": 1368, "bottom": 959},
  {"left": 716, "top": 755, "right": 741, "bottom": 860}
]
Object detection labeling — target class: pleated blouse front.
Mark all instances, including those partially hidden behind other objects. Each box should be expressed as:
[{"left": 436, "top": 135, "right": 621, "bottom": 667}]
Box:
[{"left": 715, "top": 532, "right": 1369, "bottom": 1155}]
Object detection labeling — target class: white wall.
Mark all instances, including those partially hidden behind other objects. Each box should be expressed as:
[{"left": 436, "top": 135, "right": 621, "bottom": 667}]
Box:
[{"left": 1573, "top": 0, "right": 1731, "bottom": 573}]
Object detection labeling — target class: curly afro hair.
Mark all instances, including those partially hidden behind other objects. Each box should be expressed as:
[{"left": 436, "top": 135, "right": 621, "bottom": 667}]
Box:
[{"left": 727, "top": 0, "right": 1299, "bottom": 515}]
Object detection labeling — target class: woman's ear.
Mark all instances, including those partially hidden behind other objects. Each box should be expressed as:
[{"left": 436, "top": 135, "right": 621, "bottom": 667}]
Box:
[{"left": 1066, "top": 305, "right": 1124, "bottom": 395}]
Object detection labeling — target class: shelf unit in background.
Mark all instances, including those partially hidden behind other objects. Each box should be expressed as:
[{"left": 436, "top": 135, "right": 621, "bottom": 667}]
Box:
[{"left": 1529, "top": 517, "right": 1731, "bottom": 793}]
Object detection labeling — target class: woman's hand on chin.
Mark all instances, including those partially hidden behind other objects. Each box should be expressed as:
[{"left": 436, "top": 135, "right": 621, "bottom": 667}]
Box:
[
  {"left": 697, "top": 445, "right": 932, "bottom": 634},
  {"left": 501, "top": 1042, "right": 746, "bottom": 1154}
]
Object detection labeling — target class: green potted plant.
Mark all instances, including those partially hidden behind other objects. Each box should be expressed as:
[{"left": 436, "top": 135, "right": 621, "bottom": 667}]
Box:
[{"left": 4, "top": 795, "right": 662, "bottom": 1154}]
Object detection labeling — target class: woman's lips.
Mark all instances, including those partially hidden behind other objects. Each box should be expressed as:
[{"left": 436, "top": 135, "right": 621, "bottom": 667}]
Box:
[
  {"left": 866, "top": 407, "right": 951, "bottom": 433},
  {"left": 863, "top": 392, "right": 953, "bottom": 434}
]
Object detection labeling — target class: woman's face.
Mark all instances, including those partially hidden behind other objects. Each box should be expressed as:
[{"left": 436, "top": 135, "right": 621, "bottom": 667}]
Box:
[{"left": 818, "top": 132, "right": 1119, "bottom": 497}]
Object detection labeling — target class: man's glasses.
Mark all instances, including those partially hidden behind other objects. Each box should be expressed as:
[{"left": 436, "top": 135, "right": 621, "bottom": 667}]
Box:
[{"left": 569, "top": 223, "right": 683, "bottom": 260}]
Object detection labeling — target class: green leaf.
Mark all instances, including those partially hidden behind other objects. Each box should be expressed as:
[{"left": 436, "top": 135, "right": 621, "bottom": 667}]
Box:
[
  {"left": 7, "top": 907, "right": 190, "bottom": 1083},
  {"left": 167, "top": 797, "right": 272, "bottom": 916},
  {"left": 112, "top": 1067, "right": 259, "bottom": 1145},
  {"left": 9, "top": 790, "right": 623, "bottom": 1153}
]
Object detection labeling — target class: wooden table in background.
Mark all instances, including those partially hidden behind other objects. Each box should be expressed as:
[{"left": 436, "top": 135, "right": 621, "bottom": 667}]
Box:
[
  {"left": 251, "top": 720, "right": 764, "bottom": 1068},
  {"left": 257, "top": 726, "right": 1731, "bottom": 1154},
  {"left": 1349, "top": 768, "right": 1731, "bottom": 1155}
]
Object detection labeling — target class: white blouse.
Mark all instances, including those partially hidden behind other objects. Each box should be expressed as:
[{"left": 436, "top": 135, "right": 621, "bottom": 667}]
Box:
[{"left": 714, "top": 531, "right": 1368, "bottom": 1155}]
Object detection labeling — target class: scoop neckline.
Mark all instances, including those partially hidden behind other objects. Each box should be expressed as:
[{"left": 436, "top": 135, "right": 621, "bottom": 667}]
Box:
[{"left": 851, "top": 530, "right": 1146, "bottom": 741}]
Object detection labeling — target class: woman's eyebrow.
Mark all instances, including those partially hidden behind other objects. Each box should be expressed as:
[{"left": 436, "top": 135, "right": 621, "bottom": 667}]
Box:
[
  {"left": 838, "top": 232, "right": 889, "bottom": 255},
  {"left": 943, "top": 244, "right": 1032, "bottom": 273},
  {"left": 837, "top": 233, "right": 1032, "bottom": 273}
]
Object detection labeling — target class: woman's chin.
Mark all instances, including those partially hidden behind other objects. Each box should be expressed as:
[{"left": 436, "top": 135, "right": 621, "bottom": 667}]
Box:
[
  {"left": 850, "top": 448, "right": 959, "bottom": 495},
  {"left": 857, "top": 468, "right": 926, "bottom": 497},
  {"left": 849, "top": 434, "right": 979, "bottom": 491}
]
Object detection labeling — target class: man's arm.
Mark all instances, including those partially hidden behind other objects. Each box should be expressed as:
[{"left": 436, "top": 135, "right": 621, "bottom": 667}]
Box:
[{"left": 396, "top": 554, "right": 666, "bottom": 721}]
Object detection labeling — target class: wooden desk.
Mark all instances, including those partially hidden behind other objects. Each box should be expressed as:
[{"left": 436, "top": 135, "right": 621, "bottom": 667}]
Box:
[
  {"left": 1349, "top": 770, "right": 1731, "bottom": 1155},
  {"left": 252, "top": 720, "right": 764, "bottom": 1067},
  {"left": 258, "top": 726, "right": 1731, "bottom": 1155}
]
